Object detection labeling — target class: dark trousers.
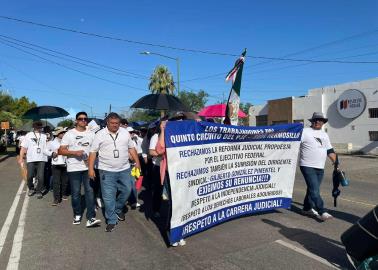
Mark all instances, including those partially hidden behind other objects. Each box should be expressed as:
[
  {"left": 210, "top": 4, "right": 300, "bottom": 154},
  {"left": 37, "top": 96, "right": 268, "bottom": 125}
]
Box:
[
  {"left": 27, "top": 161, "right": 45, "bottom": 193},
  {"left": 300, "top": 166, "right": 325, "bottom": 215},
  {"left": 52, "top": 165, "right": 69, "bottom": 202},
  {"left": 44, "top": 158, "right": 52, "bottom": 190},
  {"left": 151, "top": 165, "right": 163, "bottom": 213},
  {"left": 67, "top": 170, "right": 96, "bottom": 220}
]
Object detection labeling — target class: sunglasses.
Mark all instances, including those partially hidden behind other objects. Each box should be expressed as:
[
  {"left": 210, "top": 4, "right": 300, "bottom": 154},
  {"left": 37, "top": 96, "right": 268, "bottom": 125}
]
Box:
[{"left": 77, "top": 117, "right": 88, "bottom": 121}]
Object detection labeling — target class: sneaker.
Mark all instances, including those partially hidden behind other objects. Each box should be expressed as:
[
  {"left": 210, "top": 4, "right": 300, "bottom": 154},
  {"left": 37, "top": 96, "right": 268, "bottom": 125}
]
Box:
[
  {"left": 131, "top": 202, "right": 141, "bottom": 210},
  {"left": 171, "top": 242, "right": 179, "bottom": 247},
  {"left": 86, "top": 218, "right": 101, "bottom": 228},
  {"left": 28, "top": 190, "right": 36, "bottom": 197},
  {"left": 162, "top": 194, "right": 169, "bottom": 201},
  {"left": 62, "top": 196, "right": 68, "bottom": 201},
  {"left": 178, "top": 239, "right": 186, "bottom": 246},
  {"left": 36, "top": 193, "right": 43, "bottom": 199},
  {"left": 51, "top": 201, "right": 59, "bottom": 206},
  {"left": 116, "top": 212, "right": 125, "bottom": 221},
  {"left": 105, "top": 224, "right": 116, "bottom": 232},
  {"left": 96, "top": 197, "right": 102, "bottom": 208},
  {"left": 73, "top": 215, "right": 81, "bottom": 225},
  {"left": 302, "top": 208, "right": 319, "bottom": 217},
  {"left": 319, "top": 212, "right": 333, "bottom": 221}
]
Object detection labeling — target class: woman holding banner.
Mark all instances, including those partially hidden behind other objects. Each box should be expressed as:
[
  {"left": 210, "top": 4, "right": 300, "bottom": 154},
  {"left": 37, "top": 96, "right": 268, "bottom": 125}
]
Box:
[{"left": 154, "top": 115, "right": 187, "bottom": 247}]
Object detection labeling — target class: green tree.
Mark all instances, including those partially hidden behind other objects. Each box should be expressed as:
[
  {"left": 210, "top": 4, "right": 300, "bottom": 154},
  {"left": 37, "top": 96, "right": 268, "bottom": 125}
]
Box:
[
  {"left": 178, "top": 90, "right": 209, "bottom": 112},
  {"left": 57, "top": 119, "right": 74, "bottom": 128},
  {"left": 127, "top": 109, "right": 160, "bottom": 124},
  {"left": 0, "top": 91, "right": 37, "bottom": 129},
  {"left": 148, "top": 65, "right": 175, "bottom": 94},
  {"left": 239, "top": 102, "right": 252, "bottom": 126}
]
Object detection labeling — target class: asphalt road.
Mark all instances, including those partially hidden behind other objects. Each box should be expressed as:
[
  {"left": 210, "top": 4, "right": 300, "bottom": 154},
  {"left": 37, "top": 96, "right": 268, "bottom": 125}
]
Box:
[{"left": 0, "top": 155, "right": 376, "bottom": 270}]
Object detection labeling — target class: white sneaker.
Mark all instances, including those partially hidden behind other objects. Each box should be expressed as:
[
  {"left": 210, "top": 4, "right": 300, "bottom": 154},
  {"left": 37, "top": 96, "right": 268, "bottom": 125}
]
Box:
[
  {"left": 73, "top": 215, "right": 81, "bottom": 225},
  {"left": 320, "top": 212, "right": 333, "bottom": 221},
  {"left": 178, "top": 239, "right": 186, "bottom": 246},
  {"left": 96, "top": 198, "right": 103, "bottom": 208},
  {"left": 171, "top": 242, "right": 179, "bottom": 247},
  {"left": 302, "top": 208, "right": 319, "bottom": 217},
  {"left": 86, "top": 218, "right": 101, "bottom": 227},
  {"left": 136, "top": 202, "right": 141, "bottom": 208}
]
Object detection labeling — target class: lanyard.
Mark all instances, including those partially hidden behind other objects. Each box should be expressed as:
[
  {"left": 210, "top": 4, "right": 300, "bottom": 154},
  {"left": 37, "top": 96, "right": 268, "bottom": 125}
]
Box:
[
  {"left": 109, "top": 133, "right": 119, "bottom": 149},
  {"left": 33, "top": 131, "right": 41, "bottom": 147}
]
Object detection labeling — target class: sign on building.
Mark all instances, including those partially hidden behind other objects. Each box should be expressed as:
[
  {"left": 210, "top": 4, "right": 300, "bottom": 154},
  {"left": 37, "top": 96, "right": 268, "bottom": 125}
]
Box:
[{"left": 337, "top": 89, "right": 366, "bottom": 119}]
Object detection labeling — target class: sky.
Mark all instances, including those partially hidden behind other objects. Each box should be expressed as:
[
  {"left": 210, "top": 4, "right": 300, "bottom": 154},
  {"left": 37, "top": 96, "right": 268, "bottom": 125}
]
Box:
[{"left": 1, "top": 0, "right": 378, "bottom": 120}]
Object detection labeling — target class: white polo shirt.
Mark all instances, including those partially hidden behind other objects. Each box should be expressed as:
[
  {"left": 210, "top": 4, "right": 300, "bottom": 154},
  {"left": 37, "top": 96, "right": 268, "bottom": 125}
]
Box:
[
  {"left": 61, "top": 128, "right": 95, "bottom": 172},
  {"left": 21, "top": 131, "right": 48, "bottom": 163},
  {"left": 45, "top": 138, "right": 66, "bottom": 166},
  {"left": 149, "top": 133, "right": 162, "bottom": 166},
  {"left": 90, "top": 127, "right": 135, "bottom": 172},
  {"left": 299, "top": 127, "right": 333, "bottom": 169}
]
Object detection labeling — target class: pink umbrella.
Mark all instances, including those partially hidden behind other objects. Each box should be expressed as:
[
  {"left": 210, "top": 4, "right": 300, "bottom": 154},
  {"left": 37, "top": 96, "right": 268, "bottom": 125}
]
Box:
[{"left": 198, "top": 104, "right": 247, "bottom": 118}]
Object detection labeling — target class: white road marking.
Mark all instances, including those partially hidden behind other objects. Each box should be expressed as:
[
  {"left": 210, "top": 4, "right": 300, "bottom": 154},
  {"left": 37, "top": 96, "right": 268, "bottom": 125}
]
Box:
[
  {"left": 6, "top": 187, "right": 30, "bottom": 270},
  {"left": 0, "top": 181, "right": 25, "bottom": 255},
  {"left": 275, "top": 239, "right": 341, "bottom": 269}
]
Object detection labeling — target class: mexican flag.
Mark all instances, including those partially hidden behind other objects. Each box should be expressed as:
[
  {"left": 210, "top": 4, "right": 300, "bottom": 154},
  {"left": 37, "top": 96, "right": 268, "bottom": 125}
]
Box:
[{"left": 224, "top": 49, "right": 247, "bottom": 125}]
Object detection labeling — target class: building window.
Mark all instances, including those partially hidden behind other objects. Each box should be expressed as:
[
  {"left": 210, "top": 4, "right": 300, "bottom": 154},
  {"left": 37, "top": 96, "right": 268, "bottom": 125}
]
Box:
[
  {"left": 272, "top": 120, "right": 288, "bottom": 125},
  {"left": 368, "top": 108, "right": 378, "bottom": 118},
  {"left": 369, "top": 131, "right": 378, "bottom": 141},
  {"left": 256, "top": 115, "right": 268, "bottom": 126},
  {"left": 294, "top": 119, "right": 304, "bottom": 124}
]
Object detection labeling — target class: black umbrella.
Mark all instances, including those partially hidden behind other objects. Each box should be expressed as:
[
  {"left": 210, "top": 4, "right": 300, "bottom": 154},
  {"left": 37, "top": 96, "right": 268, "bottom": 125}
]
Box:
[
  {"left": 130, "top": 94, "right": 189, "bottom": 111},
  {"left": 23, "top": 106, "right": 69, "bottom": 120}
]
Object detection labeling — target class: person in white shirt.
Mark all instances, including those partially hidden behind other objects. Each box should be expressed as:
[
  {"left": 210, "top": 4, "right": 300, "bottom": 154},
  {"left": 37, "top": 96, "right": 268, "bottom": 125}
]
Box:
[
  {"left": 89, "top": 113, "right": 141, "bottom": 232},
  {"left": 127, "top": 126, "right": 143, "bottom": 209},
  {"left": 59, "top": 112, "right": 101, "bottom": 228},
  {"left": 299, "top": 112, "right": 339, "bottom": 221},
  {"left": 18, "top": 121, "right": 47, "bottom": 199},
  {"left": 45, "top": 127, "right": 68, "bottom": 206}
]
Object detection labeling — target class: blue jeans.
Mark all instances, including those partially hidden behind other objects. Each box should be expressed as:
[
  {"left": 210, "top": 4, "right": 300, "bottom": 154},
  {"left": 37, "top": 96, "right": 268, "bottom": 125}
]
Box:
[
  {"left": 99, "top": 168, "right": 133, "bottom": 225},
  {"left": 68, "top": 170, "right": 96, "bottom": 220},
  {"left": 300, "top": 166, "right": 325, "bottom": 215}
]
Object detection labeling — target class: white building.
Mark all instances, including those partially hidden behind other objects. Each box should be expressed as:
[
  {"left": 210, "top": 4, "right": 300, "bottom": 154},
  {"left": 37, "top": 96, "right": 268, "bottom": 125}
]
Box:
[{"left": 249, "top": 78, "right": 378, "bottom": 154}]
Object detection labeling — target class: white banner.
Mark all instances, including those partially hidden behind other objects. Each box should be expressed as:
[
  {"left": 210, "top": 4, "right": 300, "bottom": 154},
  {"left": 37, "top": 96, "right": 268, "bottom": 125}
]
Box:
[{"left": 165, "top": 121, "right": 303, "bottom": 244}]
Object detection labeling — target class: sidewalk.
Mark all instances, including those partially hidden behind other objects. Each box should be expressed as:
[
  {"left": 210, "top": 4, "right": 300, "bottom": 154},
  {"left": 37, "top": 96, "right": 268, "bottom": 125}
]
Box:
[{"left": 0, "top": 154, "right": 11, "bottom": 162}]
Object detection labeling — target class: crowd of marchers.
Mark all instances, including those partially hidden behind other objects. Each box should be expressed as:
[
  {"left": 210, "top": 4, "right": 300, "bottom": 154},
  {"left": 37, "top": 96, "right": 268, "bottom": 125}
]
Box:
[{"left": 16, "top": 110, "right": 338, "bottom": 247}]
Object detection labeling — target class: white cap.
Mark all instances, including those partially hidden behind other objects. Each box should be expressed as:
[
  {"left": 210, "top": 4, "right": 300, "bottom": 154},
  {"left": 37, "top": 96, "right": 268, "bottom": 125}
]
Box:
[{"left": 126, "top": 126, "right": 134, "bottom": 132}]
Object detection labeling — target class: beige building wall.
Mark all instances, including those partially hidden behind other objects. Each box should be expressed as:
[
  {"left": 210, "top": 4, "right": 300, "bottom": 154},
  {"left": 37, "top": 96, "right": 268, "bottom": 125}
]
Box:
[{"left": 267, "top": 97, "right": 293, "bottom": 125}]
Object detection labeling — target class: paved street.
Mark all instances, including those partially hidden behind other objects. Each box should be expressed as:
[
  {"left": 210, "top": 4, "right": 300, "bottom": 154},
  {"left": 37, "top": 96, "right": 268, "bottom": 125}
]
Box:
[{"left": 0, "top": 155, "right": 376, "bottom": 270}]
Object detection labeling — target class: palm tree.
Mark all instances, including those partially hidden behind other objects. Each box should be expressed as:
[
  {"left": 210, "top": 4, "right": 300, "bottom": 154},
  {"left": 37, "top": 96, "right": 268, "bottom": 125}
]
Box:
[{"left": 148, "top": 65, "right": 175, "bottom": 95}]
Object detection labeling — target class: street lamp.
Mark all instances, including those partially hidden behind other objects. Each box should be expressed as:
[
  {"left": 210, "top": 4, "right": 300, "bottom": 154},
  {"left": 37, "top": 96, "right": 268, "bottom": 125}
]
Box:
[{"left": 140, "top": 51, "right": 180, "bottom": 95}]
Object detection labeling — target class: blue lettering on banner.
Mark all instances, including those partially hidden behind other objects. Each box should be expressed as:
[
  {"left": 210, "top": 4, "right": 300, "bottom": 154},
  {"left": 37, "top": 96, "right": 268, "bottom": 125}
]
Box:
[
  {"left": 169, "top": 197, "right": 292, "bottom": 243},
  {"left": 197, "top": 174, "right": 271, "bottom": 196},
  {"left": 165, "top": 121, "right": 303, "bottom": 148}
]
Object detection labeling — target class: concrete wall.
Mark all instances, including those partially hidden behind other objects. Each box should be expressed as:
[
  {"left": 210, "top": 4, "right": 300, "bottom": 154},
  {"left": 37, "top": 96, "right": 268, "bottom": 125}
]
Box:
[
  {"left": 267, "top": 97, "right": 292, "bottom": 125},
  {"left": 248, "top": 77, "right": 378, "bottom": 154},
  {"left": 249, "top": 104, "right": 268, "bottom": 126},
  {"left": 309, "top": 78, "right": 378, "bottom": 154}
]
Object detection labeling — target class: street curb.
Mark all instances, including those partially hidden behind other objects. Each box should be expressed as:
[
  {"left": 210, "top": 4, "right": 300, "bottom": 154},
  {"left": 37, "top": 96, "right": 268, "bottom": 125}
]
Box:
[{"left": 0, "top": 155, "right": 10, "bottom": 163}]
